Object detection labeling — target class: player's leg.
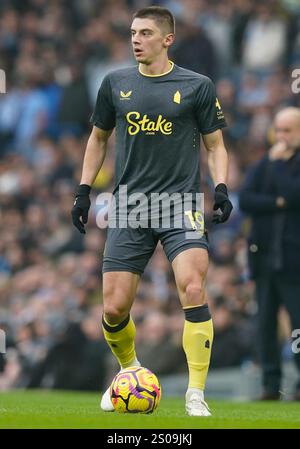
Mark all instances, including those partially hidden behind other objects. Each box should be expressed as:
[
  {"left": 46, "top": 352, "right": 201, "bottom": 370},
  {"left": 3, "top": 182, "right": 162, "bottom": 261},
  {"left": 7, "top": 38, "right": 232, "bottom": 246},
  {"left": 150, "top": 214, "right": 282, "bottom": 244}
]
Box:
[
  {"left": 100, "top": 226, "right": 158, "bottom": 411},
  {"left": 171, "top": 247, "right": 212, "bottom": 416},
  {"left": 102, "top": 271, "right": 140, "bottom": 369},
  {"left": 101, "top": 271, "right": 141, "bottom": 411},
  {"left": 102, "top": 226, "right": 157, "bottom": 369}
]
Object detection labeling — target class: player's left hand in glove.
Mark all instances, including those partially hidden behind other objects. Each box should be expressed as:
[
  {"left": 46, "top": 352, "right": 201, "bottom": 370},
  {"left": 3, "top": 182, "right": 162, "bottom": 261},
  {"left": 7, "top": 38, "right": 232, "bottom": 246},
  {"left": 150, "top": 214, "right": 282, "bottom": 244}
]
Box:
[
  {"left": 71, "top": 184, "right": 91, "bottom": 234},
  {"left": 212, "top": 183, "right": 233, "bottom": 224}
]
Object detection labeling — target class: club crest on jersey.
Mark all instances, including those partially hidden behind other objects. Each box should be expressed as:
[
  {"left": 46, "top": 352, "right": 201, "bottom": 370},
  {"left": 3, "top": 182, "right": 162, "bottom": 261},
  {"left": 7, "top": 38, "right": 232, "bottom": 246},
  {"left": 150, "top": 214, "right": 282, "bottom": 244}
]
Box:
[
  {"left": 173, "top": 90, "right": 181, "bottom": 104},
  {"left": 126, "top": 111, "right": 172, "bottom": 135},
  {"left": 120, "top": 90, "right": 132, "bottom": 100}
]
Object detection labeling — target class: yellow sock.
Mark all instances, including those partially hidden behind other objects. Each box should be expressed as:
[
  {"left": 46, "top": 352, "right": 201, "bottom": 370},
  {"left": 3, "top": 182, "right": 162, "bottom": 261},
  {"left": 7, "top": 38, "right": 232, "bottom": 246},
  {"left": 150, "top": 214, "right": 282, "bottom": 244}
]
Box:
[
  {"left": 182, "top": 304, "right": 214, "bottom": 390},
  {"left": 102, "top": 314, "right": 138, "bottom": 368}
]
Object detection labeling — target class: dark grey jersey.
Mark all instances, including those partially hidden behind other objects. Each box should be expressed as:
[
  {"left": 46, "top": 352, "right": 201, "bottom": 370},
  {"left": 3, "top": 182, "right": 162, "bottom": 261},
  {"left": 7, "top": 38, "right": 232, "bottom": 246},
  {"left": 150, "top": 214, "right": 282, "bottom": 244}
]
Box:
[{"left": 91, "top": 62, "right": 226, "bottom": 197}]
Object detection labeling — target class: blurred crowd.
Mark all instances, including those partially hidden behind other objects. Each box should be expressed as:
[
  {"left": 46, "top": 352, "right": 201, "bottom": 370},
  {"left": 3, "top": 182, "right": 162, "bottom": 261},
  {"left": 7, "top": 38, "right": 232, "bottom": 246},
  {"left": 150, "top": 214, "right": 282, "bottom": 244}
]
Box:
[{"left": 0, "top": 0, "right": 299, "bottom": 391}]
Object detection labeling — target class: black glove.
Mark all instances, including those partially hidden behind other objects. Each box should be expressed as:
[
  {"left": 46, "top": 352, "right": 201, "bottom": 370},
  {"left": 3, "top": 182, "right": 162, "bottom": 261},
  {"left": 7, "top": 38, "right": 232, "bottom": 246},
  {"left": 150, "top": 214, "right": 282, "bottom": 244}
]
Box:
[
  {"left": 71, "top": 184, "right": 91, "bottom": 234},
  {"left": 212, "top": 183, "right": 233, "bottom": 224}
]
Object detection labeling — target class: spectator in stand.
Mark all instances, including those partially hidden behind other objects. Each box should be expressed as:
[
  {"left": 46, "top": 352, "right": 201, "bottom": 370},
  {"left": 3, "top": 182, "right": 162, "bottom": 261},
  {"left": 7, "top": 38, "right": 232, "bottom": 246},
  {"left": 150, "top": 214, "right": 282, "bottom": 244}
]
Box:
[{"left": 239, "top": 107, "right": 300, "bottom": 401}]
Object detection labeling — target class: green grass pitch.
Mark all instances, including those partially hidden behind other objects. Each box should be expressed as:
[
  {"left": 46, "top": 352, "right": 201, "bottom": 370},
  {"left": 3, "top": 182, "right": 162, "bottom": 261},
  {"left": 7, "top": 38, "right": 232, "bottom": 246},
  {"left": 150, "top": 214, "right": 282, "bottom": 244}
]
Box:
[{"left": 0, "top": 390, "right": 300, "bottom": 429}]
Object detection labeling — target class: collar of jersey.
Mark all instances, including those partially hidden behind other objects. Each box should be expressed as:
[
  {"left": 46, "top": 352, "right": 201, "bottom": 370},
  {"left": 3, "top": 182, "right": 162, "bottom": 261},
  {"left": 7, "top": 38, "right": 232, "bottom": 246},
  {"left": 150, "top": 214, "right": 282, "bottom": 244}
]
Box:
[{"left": 138, "top": 60, "right": 174, "bottom": 77}]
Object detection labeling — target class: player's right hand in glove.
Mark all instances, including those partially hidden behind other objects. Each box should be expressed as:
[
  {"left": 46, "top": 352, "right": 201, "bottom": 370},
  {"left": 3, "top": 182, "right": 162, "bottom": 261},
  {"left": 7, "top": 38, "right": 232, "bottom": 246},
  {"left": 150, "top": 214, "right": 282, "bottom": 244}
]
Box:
[
  {"left": 212, "top": 183, "right": 233, "bottom": 224},
  {"left": 71, "top": 184, "right": 91, "bottom": 234}
]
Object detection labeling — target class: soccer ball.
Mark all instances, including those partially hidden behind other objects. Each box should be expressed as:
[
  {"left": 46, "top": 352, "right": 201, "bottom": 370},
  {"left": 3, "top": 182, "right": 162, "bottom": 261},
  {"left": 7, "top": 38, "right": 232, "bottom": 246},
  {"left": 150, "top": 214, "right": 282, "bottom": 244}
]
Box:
[{"left": 110, "top": 366, "right": 161, "bottom": 413}]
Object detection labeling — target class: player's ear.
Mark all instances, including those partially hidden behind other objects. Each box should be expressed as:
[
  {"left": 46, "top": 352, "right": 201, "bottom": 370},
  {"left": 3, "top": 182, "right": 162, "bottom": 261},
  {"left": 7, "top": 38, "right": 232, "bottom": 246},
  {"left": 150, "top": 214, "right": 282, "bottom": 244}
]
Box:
[{"left": 163, "top": 33, "right": 175, "bottom": 48}]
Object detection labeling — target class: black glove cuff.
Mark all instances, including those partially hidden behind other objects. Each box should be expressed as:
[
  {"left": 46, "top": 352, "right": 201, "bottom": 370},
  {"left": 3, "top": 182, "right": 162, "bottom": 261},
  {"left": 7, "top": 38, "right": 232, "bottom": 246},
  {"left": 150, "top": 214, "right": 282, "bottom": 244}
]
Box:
[
  {"left": 215, "top": 183, "right": 228, "bottom": 195},
  {"left": 76, "top": 184, "right": 91, "bottom": 196}
]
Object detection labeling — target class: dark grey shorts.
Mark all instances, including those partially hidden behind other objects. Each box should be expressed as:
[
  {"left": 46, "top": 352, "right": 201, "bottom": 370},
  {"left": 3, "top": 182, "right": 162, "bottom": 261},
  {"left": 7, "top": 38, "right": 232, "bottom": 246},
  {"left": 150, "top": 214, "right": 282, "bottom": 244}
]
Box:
[{"left": 102, "top": 226, "right": 209, "bottom": 275}]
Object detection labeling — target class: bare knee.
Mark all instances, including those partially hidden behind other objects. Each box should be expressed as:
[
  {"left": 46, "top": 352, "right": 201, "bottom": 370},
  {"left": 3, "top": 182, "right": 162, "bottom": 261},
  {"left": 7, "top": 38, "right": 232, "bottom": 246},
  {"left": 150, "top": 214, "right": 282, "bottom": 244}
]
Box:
[
  {"left": 103, "top": 304, "right": 129, "bottom": 324},
  {"left": 182, "top": 281, "right": 206, "bottom": 307},
  {"left": 102, "top": 272, "right": 138, "bottom": 324},
  {"left": 103, "top": 284, "right": 131, "bottom": 324}
]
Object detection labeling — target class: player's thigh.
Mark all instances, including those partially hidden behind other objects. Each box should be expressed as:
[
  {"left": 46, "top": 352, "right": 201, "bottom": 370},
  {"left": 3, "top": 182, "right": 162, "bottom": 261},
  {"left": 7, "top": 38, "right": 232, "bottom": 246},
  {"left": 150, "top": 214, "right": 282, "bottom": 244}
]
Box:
[
  {"left": 158, "top": 226, "right": 209, "bottom": 306},
  {"left": 102, "top": 226, "right": 157, "bottom": 320},
  {"left": 171, "top": 247, "right": 209, "bottom": 307},
  {"left": 103, "top": 271, "right": 140, "bottom": 322},
  {"left": 103, "top": 226, "right": 157, "bottom": 275}
]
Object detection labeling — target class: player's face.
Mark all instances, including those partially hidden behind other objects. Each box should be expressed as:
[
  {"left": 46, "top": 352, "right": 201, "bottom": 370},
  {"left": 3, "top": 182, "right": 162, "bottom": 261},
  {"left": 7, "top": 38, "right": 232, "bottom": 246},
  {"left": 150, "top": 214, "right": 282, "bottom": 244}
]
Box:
[
  {"left": 131, "top": 18, "right": 173, "bottom": 65},
  {"left": 274, "top": 115, "right": 300, "bottom": 150}
]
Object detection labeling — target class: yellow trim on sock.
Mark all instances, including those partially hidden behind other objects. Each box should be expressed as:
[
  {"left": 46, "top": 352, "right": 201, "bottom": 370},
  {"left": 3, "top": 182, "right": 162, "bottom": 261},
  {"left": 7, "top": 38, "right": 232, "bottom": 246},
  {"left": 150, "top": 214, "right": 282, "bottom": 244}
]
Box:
[
  {"left": 183, "top": 304, "right": 207, "bottom": 310},
  {"left": 102, "top": 315, "right": 121, "bottom": 327}
]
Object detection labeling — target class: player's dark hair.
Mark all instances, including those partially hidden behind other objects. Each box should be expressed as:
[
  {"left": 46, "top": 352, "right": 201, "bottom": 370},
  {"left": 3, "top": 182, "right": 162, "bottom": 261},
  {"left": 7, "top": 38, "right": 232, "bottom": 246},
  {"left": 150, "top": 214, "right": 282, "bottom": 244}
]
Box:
[{"left": 133, "top": 6, "right": 175, "bottom": 35}]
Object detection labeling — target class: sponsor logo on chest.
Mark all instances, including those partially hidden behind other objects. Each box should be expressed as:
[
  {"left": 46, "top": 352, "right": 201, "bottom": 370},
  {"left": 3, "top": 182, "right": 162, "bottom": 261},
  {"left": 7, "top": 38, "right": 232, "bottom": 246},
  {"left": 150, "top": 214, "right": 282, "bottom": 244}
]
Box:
[{"left": 126, "top": 111, "right": 172, "bottom": 135}]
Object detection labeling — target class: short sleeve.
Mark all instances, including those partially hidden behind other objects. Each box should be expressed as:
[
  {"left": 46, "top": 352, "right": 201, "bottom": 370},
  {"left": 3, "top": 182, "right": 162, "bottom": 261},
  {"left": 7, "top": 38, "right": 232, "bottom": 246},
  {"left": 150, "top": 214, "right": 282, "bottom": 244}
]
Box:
[
  {"left": 90, "top": 75, "right": 116, "bottom": 130},
  {"left": 194, "top": 77, "right": 226, "bottom": 135}
]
